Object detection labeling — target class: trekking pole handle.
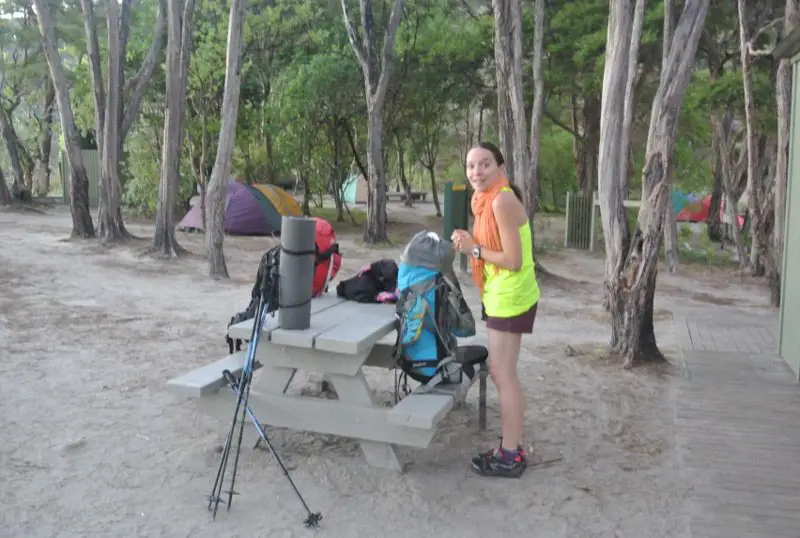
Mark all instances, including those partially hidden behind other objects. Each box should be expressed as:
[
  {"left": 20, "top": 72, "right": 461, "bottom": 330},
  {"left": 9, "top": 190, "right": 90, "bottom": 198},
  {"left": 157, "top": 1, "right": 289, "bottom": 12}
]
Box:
[{"left": 259, "top": 263, "right": 276, "bottom": 295}]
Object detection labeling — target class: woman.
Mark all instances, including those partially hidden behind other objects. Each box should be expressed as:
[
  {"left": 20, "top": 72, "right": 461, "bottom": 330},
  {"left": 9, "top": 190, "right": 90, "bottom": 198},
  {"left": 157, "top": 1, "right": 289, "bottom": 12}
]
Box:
[{"left": 450, "top": 141, "right": 540, "bottom": 478}]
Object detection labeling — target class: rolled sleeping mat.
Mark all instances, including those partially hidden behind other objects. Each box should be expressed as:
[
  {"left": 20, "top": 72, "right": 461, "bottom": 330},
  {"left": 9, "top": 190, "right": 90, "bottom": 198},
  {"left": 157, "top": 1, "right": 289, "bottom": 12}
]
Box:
[{"left": 278, "top": 216, "right": 316, "bottom": 330}]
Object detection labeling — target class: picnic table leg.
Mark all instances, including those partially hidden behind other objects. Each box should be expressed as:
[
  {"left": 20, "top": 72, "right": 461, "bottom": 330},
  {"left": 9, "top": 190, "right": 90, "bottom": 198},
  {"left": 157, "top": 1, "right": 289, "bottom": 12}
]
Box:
[
  {"left": 248, "top": 366, "right": 297, "bottom": 450},
  {"left": 326, "top": 371, "right": 404, "bottom": 472},
  {"left": 255, "top": 365, "right": 297, "bottom": 394}
]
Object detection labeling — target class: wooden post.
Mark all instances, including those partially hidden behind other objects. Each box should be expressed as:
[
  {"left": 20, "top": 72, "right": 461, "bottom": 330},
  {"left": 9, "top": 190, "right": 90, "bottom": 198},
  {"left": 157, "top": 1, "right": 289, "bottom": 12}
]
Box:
[
  {"left": 564, "top": 191, "right": 571, "bottom": 248},
  {"left": 589, "top": 190, "right": 598, "bottom": 252}
]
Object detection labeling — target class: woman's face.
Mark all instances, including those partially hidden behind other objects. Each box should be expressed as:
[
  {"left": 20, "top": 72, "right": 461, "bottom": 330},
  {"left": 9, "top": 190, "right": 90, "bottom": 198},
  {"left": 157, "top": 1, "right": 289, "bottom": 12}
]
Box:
[{"left": 466, "top": 147, "right": 503, "bottom": 192}]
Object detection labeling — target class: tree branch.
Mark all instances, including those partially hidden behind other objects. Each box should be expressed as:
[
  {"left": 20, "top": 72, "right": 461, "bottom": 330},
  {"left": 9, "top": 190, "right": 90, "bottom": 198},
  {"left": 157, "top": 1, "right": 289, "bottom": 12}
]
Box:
[
  {"left": 544, "top": 108, "right": 582, "bottom": 138},
  {"left": 374, "top": 0, "right": 405, "bottom": 103},
  {"left": 119, "top": 0, "right": 134, "bottom": 57},
  {"left": 747, "top": 44, "right": 774, "bottom": 56},
  {"left": 341, "top": 118, "right": 368, "bottom": 183},
  {"left": 751, "top": 17, "right": 783, "bottom": 43},
  {"left": 461, "top": 0, "right": 480, "bottom": 20},
  {"left": 121, "top": 0, "right": 167, "bottom": 139},
  {"left": 79, "top": 0, "right": 106, "bottom": 146},
  {"left": 340, "top": 0, "right": 367, "bottom": 68}
]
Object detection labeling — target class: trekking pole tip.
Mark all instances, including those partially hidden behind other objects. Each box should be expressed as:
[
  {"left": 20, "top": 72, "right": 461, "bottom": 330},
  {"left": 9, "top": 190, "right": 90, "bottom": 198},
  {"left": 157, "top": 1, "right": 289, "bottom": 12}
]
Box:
[{"left": 303, "top": 512, "right": 322, "bottom": 529}]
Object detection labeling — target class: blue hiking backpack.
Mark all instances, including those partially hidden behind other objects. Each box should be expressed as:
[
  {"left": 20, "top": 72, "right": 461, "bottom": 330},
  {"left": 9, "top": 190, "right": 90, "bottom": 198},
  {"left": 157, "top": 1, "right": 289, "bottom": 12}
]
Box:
[{"left": 393, "top": 231, "right": 478, "bottom": 393}]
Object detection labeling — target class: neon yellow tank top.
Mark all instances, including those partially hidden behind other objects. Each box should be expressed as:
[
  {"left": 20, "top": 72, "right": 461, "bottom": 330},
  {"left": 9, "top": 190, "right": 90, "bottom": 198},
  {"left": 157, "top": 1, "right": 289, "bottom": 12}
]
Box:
[{"left": 482, "top": 198, "right": 540, "bottom": 318}]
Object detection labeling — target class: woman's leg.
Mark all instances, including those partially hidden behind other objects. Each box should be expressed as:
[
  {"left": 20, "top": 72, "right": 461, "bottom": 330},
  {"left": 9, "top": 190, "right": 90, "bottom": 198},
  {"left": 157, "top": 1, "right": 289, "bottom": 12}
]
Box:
[{"left": 487, "top": 326, "right": 524, "bottom": 450}]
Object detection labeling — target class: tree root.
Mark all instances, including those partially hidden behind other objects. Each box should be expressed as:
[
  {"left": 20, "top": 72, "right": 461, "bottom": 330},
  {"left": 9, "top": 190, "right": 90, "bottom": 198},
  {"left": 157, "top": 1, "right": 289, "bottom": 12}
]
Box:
[
  {"left": 535, "top": 260, "right": 587, "bottom": 289},
  {"left": 99, "top": 227, "right": 139, "bottom": 244},
  {"left": 143, "top": 238, "right": 188, "bottom": 259},
  {"left": 622, "top": 347, "right": 666, "bottom": 369}
]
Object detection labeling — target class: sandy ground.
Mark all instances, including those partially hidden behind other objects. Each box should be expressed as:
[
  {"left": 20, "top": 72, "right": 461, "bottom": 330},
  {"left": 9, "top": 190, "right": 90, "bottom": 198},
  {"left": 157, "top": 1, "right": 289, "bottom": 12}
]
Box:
[{"left": 0, "top": 201, "right": 773, "bottom": 538}]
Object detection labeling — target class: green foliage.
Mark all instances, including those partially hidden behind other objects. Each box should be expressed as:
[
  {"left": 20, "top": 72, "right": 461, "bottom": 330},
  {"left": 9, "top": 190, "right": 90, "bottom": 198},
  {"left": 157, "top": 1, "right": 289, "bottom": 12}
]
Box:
[
  {"left": 538, "top": 125, "right": 576, "bottom": 208},
  {"left": 122, "top": 135, "right": 161, "bottom": 215},
  {"left": 3, "top": 0, "right": 782, "bottom": 233},
  {"left": 546, "top": 0, "right": 610, "bottom": 95}
]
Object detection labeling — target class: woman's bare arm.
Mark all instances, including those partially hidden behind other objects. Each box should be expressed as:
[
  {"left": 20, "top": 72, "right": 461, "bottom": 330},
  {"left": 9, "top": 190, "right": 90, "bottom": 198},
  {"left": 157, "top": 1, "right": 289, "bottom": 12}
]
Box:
[{"left": 475, "top": 191, "right": 526, "bottom": 271}]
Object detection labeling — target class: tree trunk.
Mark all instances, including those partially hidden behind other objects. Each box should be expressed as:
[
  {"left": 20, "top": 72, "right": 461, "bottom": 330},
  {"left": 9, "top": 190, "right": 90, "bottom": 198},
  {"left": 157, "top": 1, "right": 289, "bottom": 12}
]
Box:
[
  {"left": 201, "top": 114, "right": 210, "bottom": 228},
  {"left": 576, "top": 97, "right": 601, "bottom": 194},
  {"left": 418, "top": 120, "right": 443, "bottom": 216},
  {"left": 477, "top": 103, "right": 484, "bottom": 141},
  {"left": 597, "top": 0, "right": 646, "bottom": 296},
  {"left": 736, "top": 0, "right": 765, "bottom": 276},
  {"left": 509, "top": 0, "right": 529, "bottom": 189},
  {"left": 80, "top": 0, "right": 106, "bottom": 153},
  {"left": 504, "top": 0, "right": 564, "bottom": 282},
  {"left": 97, "top": 0, "right": 132, "bottom": 242},
  {"left": 712, "top": 112, "right": 748, "bottom": 266},
  {"left": 492, "top": 0, "right": 528, "bottom": 186},
  {"left": 618, "top": 0, "right": 647, "bottom": 198},
  {"left": 663, "top": 220, "right": 681, "bottom": 272},
  {"left": 206, "top": 0, "right": 246, "bottom": 279},
  {"left": 772, "top": 0, "right": 798, "bottom": 306},
  {"left": 365, "top": 105, "right": 389, "bottom": 239},
  {"left": 0, "top": 106, "right": 28, "bottom": 199},
  {"left": 493, "top": 0, "right": 514, "bottom": 182},
  {"left": 704, "top": 44, "right": 728, "bottom": 243},
  {"left": 33, "top": 0, "right": 95, "bottom": 238},
  {"left": 395, "top": 135, "right": 413, "bottom": 207},
  {"left": 425, "top": 165, "right": 442, "bottom": 217},
  {"left": 33, "top": 78, "right": 56, "bottom": 197},
  {"left": 341, "top": 0, "right": 405, "bottom": 245},
  {"left": 598, "top": 0, "right": 634, "bottom": 319},
  {"left": 152, "top": 0, "right": 196, "bottom": 257},
  {"left": 751, "top": 136, "right": 776, "bottom": 277},
  {"left": 81, "top": 0, "right": 165, "bottom": 242},
  {"left": 331, "top": 127, "right": 346, "bottom": 221},
  {"left": 525, "top": 0, "right": 545, "bottom": 222},
  {"left": 300, "top": 172, "right": 311, "bottom": 215},
  {"left": 660, "top": 1, "right": 680, "bottom": 273},
  {"left": 458, "top": 108, "right": 474, "bottom": 168},
  {"left": 0, "top": 165, "right": 10, "bottom": 206},
  {"left": 495, "top": 0, "right": 540, "bottom": 212},
  {"left": 610, "top": 0, "right": 710, "bottom": 367},
  {"left": 707, "top": 155, "right": 724, "bottom": 241}
]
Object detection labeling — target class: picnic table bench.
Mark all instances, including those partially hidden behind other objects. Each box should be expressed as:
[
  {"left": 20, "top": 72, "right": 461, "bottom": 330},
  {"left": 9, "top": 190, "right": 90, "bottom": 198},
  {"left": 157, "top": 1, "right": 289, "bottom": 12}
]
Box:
[
  {"left": 386, "top": 191, "right": 428, "bottom": 203},
  {"left": 166, "top": 293, "right": 487, "bottom": 471}
]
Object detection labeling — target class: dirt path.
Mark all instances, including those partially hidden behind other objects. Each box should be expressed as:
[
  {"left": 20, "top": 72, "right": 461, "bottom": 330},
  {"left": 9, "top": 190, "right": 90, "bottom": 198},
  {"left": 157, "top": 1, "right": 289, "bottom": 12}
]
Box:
[{"left": 0, "top": 205, "right": 773, "bottom": 537}]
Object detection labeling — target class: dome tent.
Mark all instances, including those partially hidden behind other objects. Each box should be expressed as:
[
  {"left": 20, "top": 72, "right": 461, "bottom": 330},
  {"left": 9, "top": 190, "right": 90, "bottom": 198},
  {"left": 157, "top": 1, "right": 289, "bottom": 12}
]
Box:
[{"left": 178, "top": 181, "right": 302, "bottom": 236}]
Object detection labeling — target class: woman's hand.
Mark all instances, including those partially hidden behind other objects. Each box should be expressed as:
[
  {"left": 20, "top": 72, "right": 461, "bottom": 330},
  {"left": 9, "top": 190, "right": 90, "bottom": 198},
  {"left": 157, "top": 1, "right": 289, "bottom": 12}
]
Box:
[{"left": 450, "top": 229, "right": 476, "bottom": 254}]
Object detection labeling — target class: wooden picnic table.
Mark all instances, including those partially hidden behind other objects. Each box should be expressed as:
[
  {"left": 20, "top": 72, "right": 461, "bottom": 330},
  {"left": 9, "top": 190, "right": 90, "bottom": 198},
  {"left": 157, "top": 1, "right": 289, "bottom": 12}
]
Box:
[{"left": 166, "top": 292, "right": 486, "bottom": 471}]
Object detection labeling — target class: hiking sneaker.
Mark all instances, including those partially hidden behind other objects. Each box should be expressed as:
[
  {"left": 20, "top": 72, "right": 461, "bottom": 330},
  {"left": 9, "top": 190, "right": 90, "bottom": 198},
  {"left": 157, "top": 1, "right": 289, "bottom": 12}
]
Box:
[
  {"left": 471, "top": 446, "right": 527, "bottom": 478},
  {"left": 471, "top": 443, "right": 528, "bottom": 467}
]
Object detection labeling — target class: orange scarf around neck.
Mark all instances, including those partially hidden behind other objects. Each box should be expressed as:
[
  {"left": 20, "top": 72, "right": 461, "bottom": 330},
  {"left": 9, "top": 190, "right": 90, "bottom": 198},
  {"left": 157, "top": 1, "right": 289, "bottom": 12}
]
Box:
[{"left": 469, "top": 176, "right": 509, "bottom": 294}]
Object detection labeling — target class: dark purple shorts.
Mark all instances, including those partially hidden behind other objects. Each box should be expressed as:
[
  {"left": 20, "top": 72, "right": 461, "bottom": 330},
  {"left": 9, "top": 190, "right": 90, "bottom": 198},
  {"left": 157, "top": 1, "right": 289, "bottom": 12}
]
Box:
[{"left": 481, "top": 302, "right": 538, "bottom": 334}]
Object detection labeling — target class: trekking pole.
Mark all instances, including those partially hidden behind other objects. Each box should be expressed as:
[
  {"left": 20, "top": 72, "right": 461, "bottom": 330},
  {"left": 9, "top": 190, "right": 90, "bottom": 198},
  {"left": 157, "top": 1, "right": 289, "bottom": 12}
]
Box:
[
  {"left": 207, "top": 264, "right": 322, "bottom": 529},
  {"left": 221, "top": 369, "right": 322, "bottom": 529},
  {"left": 208, "top": 268, "right": 273, "bottom": 519}
]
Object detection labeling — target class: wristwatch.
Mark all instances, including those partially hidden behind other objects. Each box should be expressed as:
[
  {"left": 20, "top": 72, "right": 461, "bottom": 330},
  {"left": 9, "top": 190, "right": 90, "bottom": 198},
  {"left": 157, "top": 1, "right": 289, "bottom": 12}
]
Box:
[{"left": 471, "top": 245, "right": 482, "bottom": 260}]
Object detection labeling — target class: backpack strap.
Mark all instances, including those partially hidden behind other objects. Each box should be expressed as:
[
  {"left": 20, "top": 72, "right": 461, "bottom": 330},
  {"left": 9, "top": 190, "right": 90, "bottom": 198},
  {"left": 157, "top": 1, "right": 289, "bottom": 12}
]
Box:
[{"left": 412, "top": 356, "right": 473, "bottom": 398}]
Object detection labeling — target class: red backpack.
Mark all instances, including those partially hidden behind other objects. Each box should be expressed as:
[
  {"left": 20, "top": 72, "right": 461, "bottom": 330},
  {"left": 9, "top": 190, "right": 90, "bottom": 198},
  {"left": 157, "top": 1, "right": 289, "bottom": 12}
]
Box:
[{"left": 311, "top": 217, "right": 342, "bottom": 296}]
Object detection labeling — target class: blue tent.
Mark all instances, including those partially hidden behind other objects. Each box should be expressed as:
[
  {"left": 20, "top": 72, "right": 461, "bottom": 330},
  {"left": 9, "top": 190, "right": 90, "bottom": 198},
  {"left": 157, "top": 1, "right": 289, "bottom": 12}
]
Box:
[
  {"left": 341, "top": 174, "right": 367, "bottom": 205},
  {"left": 671, "top": 189, "right": 699, "bottom": 214}
]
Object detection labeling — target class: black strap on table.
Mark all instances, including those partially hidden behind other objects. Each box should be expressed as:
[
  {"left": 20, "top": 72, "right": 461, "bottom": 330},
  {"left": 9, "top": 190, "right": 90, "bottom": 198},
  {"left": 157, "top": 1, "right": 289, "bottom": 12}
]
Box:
[{"left": 280, "top": 245, "right": 316, "bottom": 257}]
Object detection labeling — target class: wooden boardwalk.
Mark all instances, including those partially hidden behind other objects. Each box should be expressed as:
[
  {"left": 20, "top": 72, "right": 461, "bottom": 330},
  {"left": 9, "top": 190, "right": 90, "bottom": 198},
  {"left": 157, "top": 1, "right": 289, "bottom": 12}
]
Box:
[{"left": 673, "top": 308, "right": 800, "bottom": 538}]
